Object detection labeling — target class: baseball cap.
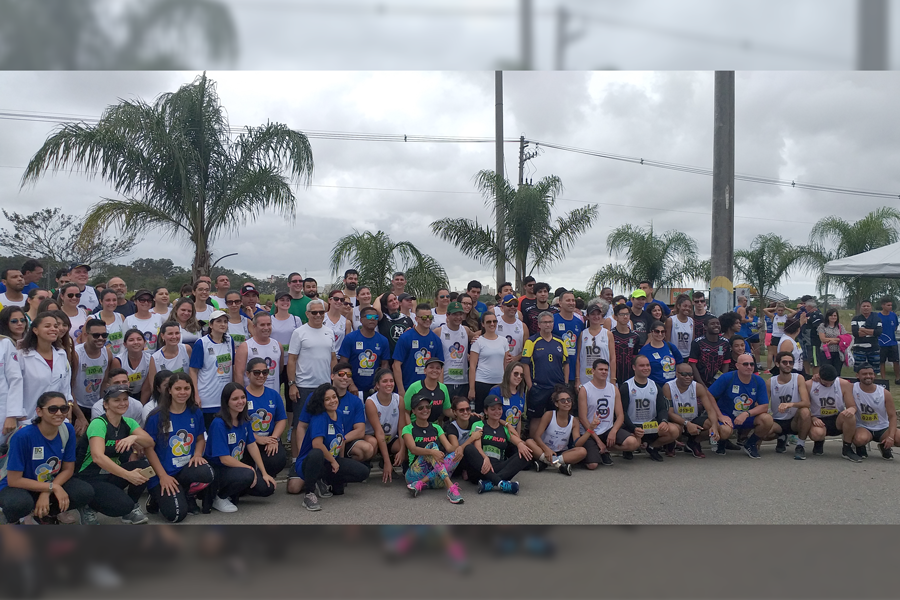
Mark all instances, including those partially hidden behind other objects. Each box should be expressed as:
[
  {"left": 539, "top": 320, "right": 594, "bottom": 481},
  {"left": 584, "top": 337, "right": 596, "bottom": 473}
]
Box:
[
  {"left": 275, "top": 291, "right": 292, "bottom": 301},
  {"left": 425, "top": 357, "right": 444, "bottom": 368},
  {"left": 133, "top": 289, "right": 153, "bottom": 301},
  {"left": 410, "top": 393, "right": 432, "bottom": 410},
  {"left": 631, "top": 289, "right": 647, "bottom": 298},
  {"left": 587, "top": 302, "right": 604, "bottom": 314},
  {"left": 501, "top": 294, "right": 518, "bottom": 306},
  {"left": 103, "top": 384, "right": 131, "bottom": 400},
  {"left": 398, "top": 292, "right": 415, "bottom": 302},
  {"left": 208, "top": 310, "right": 227, "bottom": 321},
  {"left": 68, "top": 262, "right": 91, "bottom": 272},
  {"left": 240, "top": 284, "right": 258, "bottom": 296},
  {"left": 483, "top": 394, "right": 502, "bottom": 409},
  {"left": 447, "top": 301, "right": 464, "bottom": 314}
]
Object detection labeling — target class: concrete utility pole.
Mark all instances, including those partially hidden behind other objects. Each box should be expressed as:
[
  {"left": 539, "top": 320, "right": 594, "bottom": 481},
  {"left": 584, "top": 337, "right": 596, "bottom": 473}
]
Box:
[
  {"left": 857, "top": 0, "right": 888, "bottom": 69},
  {"left": 520, "top": 0, "right": 533, "bottom": 69},
  {"left": 710, "top": 71, "right": 735, "bottom": 317},
  {"left": 555, "top": 4, "right": 586, "bottom": 70},
  {"left": 495, "top": 71, "right": 506, "bottom": 290},
  {"left": 517, "top": 136, "right": 539, "bottom": 187}
]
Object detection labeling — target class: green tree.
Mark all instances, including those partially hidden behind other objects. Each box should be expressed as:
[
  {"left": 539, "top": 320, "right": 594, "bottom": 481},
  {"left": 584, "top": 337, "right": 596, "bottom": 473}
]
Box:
[
  {"left": 430, "top": 170, "right": 598, "bottom": 290},
  {"left": 805, "top": 207, "right": 900, "bottom": 311},
  {"left": 587, "top": 223, "right": 702, "bottom": 294},
  {"left": 330, "top": 230, "right": 448, "bottom": 299},
  {"left": 0, "top": 0, "right": 237, "bottom": 69},
  {"left": 733, "top": 234, "right": 809, "bottom": 309},
  {"left": 21, "top": 73, "right": 314, "bottom": 281}
]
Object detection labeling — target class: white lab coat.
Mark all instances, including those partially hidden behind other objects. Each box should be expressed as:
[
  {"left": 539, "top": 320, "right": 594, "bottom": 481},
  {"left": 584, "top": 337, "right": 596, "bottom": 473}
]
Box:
[{"left": 7, "top": 346, "right": 72, "bottom": 422}]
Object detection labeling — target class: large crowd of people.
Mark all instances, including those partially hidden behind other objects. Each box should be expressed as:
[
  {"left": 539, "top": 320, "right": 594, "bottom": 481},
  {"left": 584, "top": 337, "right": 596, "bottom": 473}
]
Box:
[{"left": 0, "top": 260, "right": 897, "bottom": 524}]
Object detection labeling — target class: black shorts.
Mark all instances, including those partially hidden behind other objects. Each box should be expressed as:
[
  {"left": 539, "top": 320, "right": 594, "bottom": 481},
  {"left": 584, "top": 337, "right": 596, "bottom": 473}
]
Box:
[
  {"left": 641, "top": 432, "right": 660, "bottom": 445},
  {"left": 747, "top": 334, "right": 760, "bottom": 344},
  {"left": 816, "top": 414, "right": 842, "bottom": 437},
  {"left": 881, "top": 345, "right": 900, "bottom": 363},
  {"left": 344, "top": 439, "right": 364, "bottom": 457},
  {"left": 584, "top": 430, "right": 631, "bottom": 463},
  {"left": 773, "top": 417, "right": 796, "bottom": 436},
  {"left": 684, "top": 412, "right": 709, "bottom": 430},
  {"left": 770, "top": 335, "right": 782, "bottom": 348},
  {"left": 525, "top": 386, "right": 554, "bottom": 421},
  {"left": 865, "top": 426, "right": 890, "bottom": 443}
]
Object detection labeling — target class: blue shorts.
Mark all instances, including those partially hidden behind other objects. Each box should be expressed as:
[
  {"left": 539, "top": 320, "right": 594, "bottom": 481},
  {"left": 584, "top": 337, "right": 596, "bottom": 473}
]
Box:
[{"left": 720, "top": 415, "right": 755, "bottom": 430}]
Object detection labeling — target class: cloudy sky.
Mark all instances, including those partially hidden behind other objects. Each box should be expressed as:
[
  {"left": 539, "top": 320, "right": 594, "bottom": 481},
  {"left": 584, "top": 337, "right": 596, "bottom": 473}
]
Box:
[{"left": 1, "top": 70, "right": 900, "bottom": 298}]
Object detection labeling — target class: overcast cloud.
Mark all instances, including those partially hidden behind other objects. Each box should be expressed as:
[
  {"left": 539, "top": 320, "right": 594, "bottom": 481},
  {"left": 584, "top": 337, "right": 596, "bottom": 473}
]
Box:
[{"left": 2, "top": 70, "right": 900, "bottom": 298}]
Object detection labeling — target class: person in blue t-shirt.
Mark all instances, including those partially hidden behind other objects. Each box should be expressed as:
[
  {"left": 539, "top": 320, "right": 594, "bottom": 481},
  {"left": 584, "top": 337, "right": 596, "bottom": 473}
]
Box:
[
  {"left": 244, "top": 358, "right": 288, "bottom": 478},
  {"left": 286, "top": 384, "right": 370, "bottom": 512},
  {"left": 553, "top": 291, "right": 585, "bottom": 385},
  {"left": 143, "top": 372, "right": 215, "bottom": 523},
  {"left": 204, "top": 383, "right": 276, "bottom": 513},
  {"left": 638, "top": 321, "right": 684, "bottom": 386},
  {"left": 338, "top": 306, "right": 390, "bottom": 395},
  {"left": 878, "top": 296, "right": 900, "bottom": 384},
  {"left": 707, "top": 355, "right": 774, "bottom": 459},
  {"left": 625, "top": 280, "right": 672, "bottom": 318},
  {"left": 392, "top": 304, "right": 444, "bottom": 396},
  {"left": 489, "top": 362, "right": 527, "bottom": 437},
  {"left": 0, "top": 391, "right": 93, "bottom": 524},
  {"left": 466, "top": 280, "right": 488, "bottom": 316}
]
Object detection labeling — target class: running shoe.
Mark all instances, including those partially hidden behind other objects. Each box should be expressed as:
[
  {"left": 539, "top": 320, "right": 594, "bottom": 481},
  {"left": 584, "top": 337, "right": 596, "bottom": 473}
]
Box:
[
  {"left": 664, "top": 443, "right": 676, "bottom": 458},
  {"left": 57, "top": 510, "right": 80, "bottom": 524},
  {"left": 408, "top": 480, "right": 426, "bottom": 498},
  {"left": 788, "top": 434, "right": 799, "bottom": 445},
  {"left": 315, "top": 480, "right": 333, "bottom": 498},
  {"left": 813, "top": 441, "right": 825, "bottom": 455},
  {"left": 145, "top": 496, "right": 159, "bottom": 515},
  {"left": 212, "top": 495, "right": 238, "bottom": 513},
  {"left": 715, "top": 441, "right": 727, "bottom": 455},
  {"left": 498, "top": 480, "right": 519, "bottom": 494},
  {"left": 878, "top": 443, "right": 894, "bottom": 460},
  {"left": 794, "top": 445, "right": 806, "bottom": 460},
  {"left": 446, "top": 482, "right": 464, "bottom": 504},
  {"left": 600, "top": 452, "right": 613, "bottom": 466},
  {"left": 775, "top": 436, "right": 787, "bottom": 453},
  {"left": 724, "top": 440, "right": 742, "bottom": 451},
  {"left": 121, "top": 503, "right": 149, "bottom": 525},
  {"left": 856, "top": 445, "right": 869, "bottom": 459},
  {"left": 477, "top": 480, "right": 494, "bottom": 494},
  {"left": 622, "top": 451, "right": 634, "bottom": 460},
  {"left": 532, "top": 460, "right": 546, "bottom": 472},
  {"left": 686, "top": 439, "right": 705, "bottom": 458},
  {"left": 558, "top": 463, "right": 572, "bottom": 476},
  {"left": 303, "top": 492, "right": 321, "bottom": 511},
  {"left": 743, "top": 442, "right": 761, "bottom": 459},
  {"left": 78, "top": 506, "right": 99, "bottom": 525},
  {"left": 646, "top": 446, "right": 664, "bottom": 462},
  {"left": 842, "top": 445, "right": 862, "bottom": 463}
]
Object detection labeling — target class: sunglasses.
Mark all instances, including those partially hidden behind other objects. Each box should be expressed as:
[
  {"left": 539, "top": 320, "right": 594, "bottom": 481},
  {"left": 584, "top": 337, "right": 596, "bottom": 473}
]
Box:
[
  {"left": 455, "top": 406, "right": 471, "bottom": 412},
  {"left": 66, "top": 293, "right": 82, "bottom": 299},
  {"left": 331, "top": 297, "right": 345, "bottom": 302},
  {"left": 309, "top": 310, "right": 325, "bottom": 316},
  {"left": 90, "top": 332, "right": 109, "bottom": 339},
  {"left": 677, "top": 371, "right": 693, "bottom": 377},
  {"left": 414, "top": 404, "right": 431, "bottom": 411},
  {"left": 364, "top": 314, "right": 378, "bottom": 320},
  {"left": 738, "top": 362, "right": 754, "bottom": 366},
  {"left": 290, "top": 279, "right": 303, "bottom": 283},
  {"left": 249, "top": 369, "right": 269, "bottom": 377},
  {"left": 8, "top": 318, "right": 25, "bottom": 324},
  {"left": 557, "top": 397, "right": 573, "bottom": 403},
  {"left": 438, "top": 295, "right": 450, "bottom": 299},
  {"left": 418, "top": 315, "right": 434, "bottom": 321},
  {"left": 693, "top": 299, "right": 706, "bottom": 304},
  {"left": 225, "top": 299, "right": 242, "bottom": 305},
  {"left": 136, "top": 297, "right": 152, "bottom": 303},
  {"left": 43, "top": 404, "right": 70, "bottom": 415},
  {"left": 335, "top": 371, "right": 353, "bottom": 378},
  {"left": 484, "top": 320, "right": 497, "bottom": 325},
  {"left": 652, "top": 329, "right": 665, "bottom": 334}
]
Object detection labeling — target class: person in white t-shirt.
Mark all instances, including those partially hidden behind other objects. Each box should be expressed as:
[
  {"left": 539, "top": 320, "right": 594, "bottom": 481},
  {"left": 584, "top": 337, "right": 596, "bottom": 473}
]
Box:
[
  {"left": 0, "top": 268, "right": 27, "bottom": 307},
  {"left": 468, "top": 312, "right": 511, "bottom": 413},
  {"left": 124, "top": 289, "right": 165, "bottom": 351},
  {"left": 209, "top": 274, "right": 231, "bottom": 308}
]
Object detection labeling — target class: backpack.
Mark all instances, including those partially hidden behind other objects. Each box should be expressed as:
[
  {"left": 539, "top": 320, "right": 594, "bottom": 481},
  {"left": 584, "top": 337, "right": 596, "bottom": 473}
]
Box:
[{"left": 0, "top": 423, "right": 69, "bottom": 481}]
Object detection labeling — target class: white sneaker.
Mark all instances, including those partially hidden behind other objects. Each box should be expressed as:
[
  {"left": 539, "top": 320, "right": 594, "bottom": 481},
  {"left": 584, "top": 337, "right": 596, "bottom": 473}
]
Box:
[{"left": 211, "top": 495, "right": 238, "bottom": 513}]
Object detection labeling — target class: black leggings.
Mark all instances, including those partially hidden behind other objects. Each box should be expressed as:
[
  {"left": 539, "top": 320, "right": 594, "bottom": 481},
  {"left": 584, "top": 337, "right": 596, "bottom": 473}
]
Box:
[
  {"left": 77, "top": 459, "right": 149, "bottom": 517},
  {"left": 211, "top": 464, "right": 275, "bottom": 501},
  {"left": 242, "top": 443, "right": 287, "bottom": 477},
  {"left": 473, "top": 381, "right": 499, "bottom": 414},
  {"left": 148, "top": 463, "right": 215, "bottom": 523},
  {"left": 0, "top": 478, "right": 94, "bottom": 523},
  {"left": 297, "top": 448, "right": 370, "bottom": 494},
  {"left": 462, "top": 444, "right": 528, "bottom": 486}
]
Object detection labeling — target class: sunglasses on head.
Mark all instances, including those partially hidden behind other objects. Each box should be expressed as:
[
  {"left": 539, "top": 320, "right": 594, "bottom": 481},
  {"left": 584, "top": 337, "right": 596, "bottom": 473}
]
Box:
[{"left": 44, "top": 404, "right": 70, "bottom": 415}]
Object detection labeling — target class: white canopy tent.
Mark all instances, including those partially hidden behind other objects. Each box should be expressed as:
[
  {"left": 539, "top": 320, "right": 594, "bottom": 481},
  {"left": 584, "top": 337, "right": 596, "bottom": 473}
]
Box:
[{"left": 824, "top": 242, "right": 900, "bottom": 277}]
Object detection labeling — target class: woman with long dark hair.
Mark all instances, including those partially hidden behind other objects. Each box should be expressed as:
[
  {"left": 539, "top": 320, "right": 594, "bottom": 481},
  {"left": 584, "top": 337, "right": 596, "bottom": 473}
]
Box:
[
  {"left": 0, "top": 305, "right": 27, "bottom": 343},
  {"left": 58, "top": 282, "right": 88, "bottom": 343},
  {"left": 50, "top": 309, "right": 76, "bottom": 367},
  {"left": 145, "top": 321, "right": 191, "bottom": 403},
  {"left": 377, "top": 292, "right": 412, "bottom": 356},
  {"left": 94, "top": 288, "right": 127, "bottom": 358},
  {"left": 817, "top": 308, "right": 848, "bottom": 374},
  {"left": 120, "top": 328, "right": 151, "bottom": 400},
  {"left": 142, "top": 373, "right": 214, "bottom": 522},
  {"left": 203, "top": 382, "right": 276, "bottom": 513},
  {"left": 0, "top": 391, "right": 93, "bottom": 524},
  {"left": 189, "top": 310, "right": 235, "bottom": 429},
  {"left": 244, "top": 358, "right": 288, "bottom": 479},
  {"left": 24, "top": 288, "right": 51, "bottom": 326},
  {"left": 0, "top": 306, "right": 25, "bottom": 456},
  {"left": 141, "top": 369, "right": 173, "bottom": 424},
  {"left": 171, "top": 297, "right": 202, "bottom": 345}
]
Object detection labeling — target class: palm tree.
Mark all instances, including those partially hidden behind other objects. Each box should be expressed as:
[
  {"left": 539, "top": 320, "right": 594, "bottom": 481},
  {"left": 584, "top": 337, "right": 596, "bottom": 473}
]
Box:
[
  {"left": 806, "top": 206, "right": 900, "bottom": 310},
  {"left": 430, "top": 170, "right": 598, "bottom": 290},
  {"left": 587, "top": 223, "right": 702, "bottom": 294},
  {"left": 20, "top": 72, "right": 314, "bottom": 280},
  {"left": 733, "top": 234, "right": 808, "bottom": 309},
  {"left": 0, "top": 0, "right": 237, "bottom": 69},
  {"left": 330, "top": 230, "right": 448, "bottom": 299}
]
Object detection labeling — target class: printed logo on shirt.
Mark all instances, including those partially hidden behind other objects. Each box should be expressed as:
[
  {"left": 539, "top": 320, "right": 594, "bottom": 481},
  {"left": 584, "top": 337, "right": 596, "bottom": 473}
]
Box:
[
  {"left": 449, "top": 342, "right": 465, "bottom": 359},
  {"left": 216, "top": 353, "right": 232, "bottom": 375},
  {"left": 733, "top": 394, "right": 754, "bottom": 412},
  {"left": 35, "top": 456, "right": 62, "bottom": 482},
  {"left": 328, "top": 434, "right": 344, "bottom": 457},
  {"left": 170, "top": 430, "right": 194, "bottom": 456},
  {"left": 231, "top": 440, "right": 246, "bottom": 460},
  {"left": 251, "top": 408, "right": 273, "bottom": 432},
  {"left": 83, "top": 378, "right": 101, "bottom": 394},
  {"left": 505, "top": 406, "right": 522, "bottom": 428},
  {"left": 414, "top": 348, "right": 432, "bottom": 367},
  {"left": 359, "top": 350, "right": 377, "bottom": 369}
]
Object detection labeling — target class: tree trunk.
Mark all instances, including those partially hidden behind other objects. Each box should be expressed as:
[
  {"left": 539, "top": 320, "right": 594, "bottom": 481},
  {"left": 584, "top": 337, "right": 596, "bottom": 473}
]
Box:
[{"left": 193, "top": 244, "right": 210, "bottom": 282}]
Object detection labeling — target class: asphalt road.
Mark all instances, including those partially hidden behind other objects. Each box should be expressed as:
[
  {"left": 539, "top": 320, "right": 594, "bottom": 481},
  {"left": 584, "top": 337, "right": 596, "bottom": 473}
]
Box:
[{"left": 98, "top": 438, "right": 900, "bottom": 526}]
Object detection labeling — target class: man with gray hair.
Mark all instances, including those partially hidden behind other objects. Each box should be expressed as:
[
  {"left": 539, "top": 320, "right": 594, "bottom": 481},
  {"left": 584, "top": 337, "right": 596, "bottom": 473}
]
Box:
[{"left": 520, "top": 310, "right": 568, "bottom": 438}]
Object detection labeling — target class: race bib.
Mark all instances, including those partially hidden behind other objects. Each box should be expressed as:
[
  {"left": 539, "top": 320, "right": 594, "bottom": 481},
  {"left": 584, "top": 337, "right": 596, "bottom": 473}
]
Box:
[
  {"left": 448, "top": 368, "right": 463, "bottom": 377},
  {"left": 85, "top": 366, "right": 103, "bottom": 376},
  {"left": 862, "top": 413, "right": 878, "bottom": 422},
  {"left": 820, "top": 408, "right": 838, "bottom": 416},
  {"left": 128, "top": 372, "right": 142, "bottom": 382},
  {"left": 642, "top": 420, "right": 659, "bottom": 433},
  {"left": 677, "top": 405, "right": 695, "bottom": 415}
]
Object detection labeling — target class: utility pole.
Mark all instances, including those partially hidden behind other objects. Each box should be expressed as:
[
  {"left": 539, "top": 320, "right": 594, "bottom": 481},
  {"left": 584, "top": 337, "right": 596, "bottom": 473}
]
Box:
[
  {"left": 517, "top": 135, "right": 539, "bottom": 187},
  {"left": 520, "top": 0, "right": 533, "bottom": 69},
  {"left": 495, "top": 71, "right": 506, "bottom": 290},
  {"left": 710, "top": 71, "right": 735, "bottom": 317},
  {"left": 555, "top": 4, "right": 586, "bottom": 70},
  {"left": 857, "top": 0, "right": 888, "bottom": 69}
]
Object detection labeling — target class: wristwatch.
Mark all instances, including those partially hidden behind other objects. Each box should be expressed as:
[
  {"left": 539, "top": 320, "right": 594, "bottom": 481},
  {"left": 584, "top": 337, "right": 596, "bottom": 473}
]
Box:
[{"left": 288, "top": 380, "right": 296, "bottom": 388}]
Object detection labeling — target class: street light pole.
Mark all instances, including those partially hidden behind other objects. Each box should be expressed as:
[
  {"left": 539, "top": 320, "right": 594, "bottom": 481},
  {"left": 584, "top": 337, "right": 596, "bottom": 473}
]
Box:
[{"left": 710, "top": 72, "right": 735, "bottom": 317}]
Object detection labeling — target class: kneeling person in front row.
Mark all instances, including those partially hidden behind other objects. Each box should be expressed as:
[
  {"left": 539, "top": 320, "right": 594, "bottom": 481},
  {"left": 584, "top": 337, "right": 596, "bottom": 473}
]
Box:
[
  {"left": 765, "top": 351, "right": 812, "bottom": 460},
  {"left": 526, "top": 385, "right": 590, "bottom": 475},
  {"left": 618, "top": 355, "right": 679, "bottom": 461},
  {"left": 462, "top": 394, "right": 532, "bottom": 494},
  {"left": 664, "top": 365, "right": 716, "bottom": 458},
  {"left": 851, "top": 364, "right": 900, "bottom": 460},
  {"left": 578, "top": 359, "right": 640, "bottom": 468},
  {"left": 707, "top": 355, "right": 774, "bottom": 459},
  {"left": 806, "top": 364, "right": 861, "bottom": 462}
]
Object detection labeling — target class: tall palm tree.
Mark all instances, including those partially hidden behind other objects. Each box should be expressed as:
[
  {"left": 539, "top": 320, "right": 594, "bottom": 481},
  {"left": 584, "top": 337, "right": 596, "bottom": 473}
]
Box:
[
  {"left": 330, "top": 230, "right": 448, "bottom": 299},
  {"left": 20, "top": 72, "right": 314, "bottom": 280},
  {"left": 733, "top": 234, "right": 808, "bottom": 309},
  {"left": 587, "top": 223, "right": 701, "bottom": 294},
  {"left": 0, "top": 0, "right": 237, "bottom": 69},
  {"left": 806, "top": 206, "right": 900, "bottom": 310},
  {"left": 430, "top": 170, "right": 598, "bottom": 290}
]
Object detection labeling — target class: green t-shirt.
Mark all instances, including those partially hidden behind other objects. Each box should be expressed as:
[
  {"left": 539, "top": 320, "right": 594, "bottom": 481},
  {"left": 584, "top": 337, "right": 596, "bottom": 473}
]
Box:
[
  {"left": 403, "top": 380, "right": 450, "bottom": 423},
  {"left": 78, "top": 416, "right": 140, "bottom": 472},
  {"left": 401, "top": 422, "right": 445, "bottom": 464}
]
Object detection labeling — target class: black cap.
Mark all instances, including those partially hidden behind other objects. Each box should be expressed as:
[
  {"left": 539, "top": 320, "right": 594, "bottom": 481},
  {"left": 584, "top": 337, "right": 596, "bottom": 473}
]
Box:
[
  {"left": 398, "top": 292, "right": 415, "bottom": 302},
  {"left": 425, "top": 357, "right": 444, "bottom": 368},
  {"left": 410, "top": 393, "right": 432, "bottom": 410},
  {"left": 483, "top": 394, "right": 502, "bottom": 409},
  {"left": 275, "top": 291, "right": 292, "bottom": 302}
]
